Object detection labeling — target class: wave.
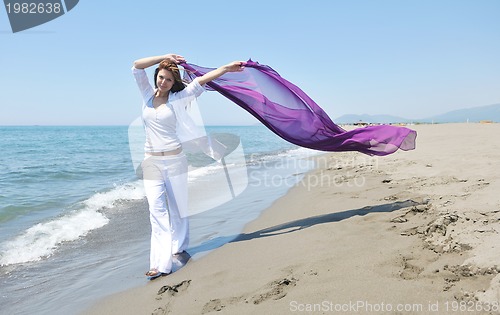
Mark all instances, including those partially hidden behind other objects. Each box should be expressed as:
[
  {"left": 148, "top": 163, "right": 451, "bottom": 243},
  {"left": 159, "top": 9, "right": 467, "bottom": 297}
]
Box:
[
  {"left": 0, "top": 181, "right": 145, "bottom": 266},
  {"left": 246, "top": 146, "right": 322, "bottom": 165}
]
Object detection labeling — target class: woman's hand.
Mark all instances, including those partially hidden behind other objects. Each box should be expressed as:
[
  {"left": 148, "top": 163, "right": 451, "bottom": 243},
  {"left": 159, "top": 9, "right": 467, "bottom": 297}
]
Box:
[
  {"left": 223, "top": 61, "right": 245, "bottom": 73},
  {"left": 164, "top": 54, "right": 185, "bottom": 64},
  {"left": 133, "top": 53, "right": 185, "bottom": 69}
]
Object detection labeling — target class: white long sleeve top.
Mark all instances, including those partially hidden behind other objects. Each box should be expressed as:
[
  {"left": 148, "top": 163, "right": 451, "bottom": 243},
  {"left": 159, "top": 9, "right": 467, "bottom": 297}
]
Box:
[{"left": 132, "top": 66, "right": 206, "bottom": 153}]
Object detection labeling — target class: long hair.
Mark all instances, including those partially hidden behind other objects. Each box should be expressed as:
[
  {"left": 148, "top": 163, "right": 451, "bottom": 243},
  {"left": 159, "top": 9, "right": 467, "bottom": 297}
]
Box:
[{"left": 154, "top": 60, "right": 185, "bottom": 92}]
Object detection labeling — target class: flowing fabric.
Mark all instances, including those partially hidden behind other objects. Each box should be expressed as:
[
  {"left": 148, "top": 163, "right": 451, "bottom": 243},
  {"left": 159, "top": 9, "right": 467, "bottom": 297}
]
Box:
[{"left": 181, "top": 60, "right": 416, "bottom": 156}]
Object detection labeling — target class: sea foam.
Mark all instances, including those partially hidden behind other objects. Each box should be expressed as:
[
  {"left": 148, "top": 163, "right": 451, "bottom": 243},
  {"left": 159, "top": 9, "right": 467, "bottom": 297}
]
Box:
[{"left": 0, "top": 181, "right": 145, "bottom": 266}]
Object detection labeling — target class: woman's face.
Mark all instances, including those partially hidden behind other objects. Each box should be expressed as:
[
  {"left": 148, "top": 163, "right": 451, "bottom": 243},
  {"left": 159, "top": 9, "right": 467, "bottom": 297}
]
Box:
[{"left": 156, "top": 69, "right": 175, "bottom": 93}]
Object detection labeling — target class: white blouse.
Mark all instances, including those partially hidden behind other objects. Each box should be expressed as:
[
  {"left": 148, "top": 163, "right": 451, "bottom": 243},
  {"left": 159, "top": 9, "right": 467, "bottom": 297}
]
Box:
[{"left": 132, "top": 66, "right": 206, "bottom": 153}]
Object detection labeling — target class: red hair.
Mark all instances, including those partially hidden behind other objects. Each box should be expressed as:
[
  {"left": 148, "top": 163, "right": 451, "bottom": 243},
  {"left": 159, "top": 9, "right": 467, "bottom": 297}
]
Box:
[{"left": 154, "top": 60, "right": 185, "bottom": 92}]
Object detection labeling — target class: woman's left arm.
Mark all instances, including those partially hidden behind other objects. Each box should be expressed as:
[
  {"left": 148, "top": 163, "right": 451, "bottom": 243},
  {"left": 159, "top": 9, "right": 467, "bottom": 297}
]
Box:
[{"left": 196, "top": 61, "right": 245, "bottom": 86}]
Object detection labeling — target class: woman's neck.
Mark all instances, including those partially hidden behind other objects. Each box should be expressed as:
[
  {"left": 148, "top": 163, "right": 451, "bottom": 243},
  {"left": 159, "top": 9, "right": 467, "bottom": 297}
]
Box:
[{"left": 155, "top": 90, "right": 169, "bottom": 98}]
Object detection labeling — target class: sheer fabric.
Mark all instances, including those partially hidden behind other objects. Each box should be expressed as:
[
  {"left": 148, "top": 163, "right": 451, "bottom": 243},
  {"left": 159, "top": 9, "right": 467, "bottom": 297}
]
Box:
[{"left": 182, "top": 60, "right": 416, "bottom": 156}]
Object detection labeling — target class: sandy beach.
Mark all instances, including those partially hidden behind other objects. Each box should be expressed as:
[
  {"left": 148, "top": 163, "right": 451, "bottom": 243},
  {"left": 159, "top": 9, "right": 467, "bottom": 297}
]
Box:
[{"left": 83, "top": 123, "right": 500, "bottom": 315}]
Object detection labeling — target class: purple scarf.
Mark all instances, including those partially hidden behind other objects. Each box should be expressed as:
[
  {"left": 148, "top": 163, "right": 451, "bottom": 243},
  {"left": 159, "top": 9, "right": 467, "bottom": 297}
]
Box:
[{"left": 181, "top": 60, "right": 416, "bottom": 156}]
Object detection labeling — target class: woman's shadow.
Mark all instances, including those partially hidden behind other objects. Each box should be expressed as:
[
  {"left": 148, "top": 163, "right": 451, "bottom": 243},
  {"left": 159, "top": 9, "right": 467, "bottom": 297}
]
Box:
[{"left": 187, "top": 199, "right": 421, "bottom": 257}]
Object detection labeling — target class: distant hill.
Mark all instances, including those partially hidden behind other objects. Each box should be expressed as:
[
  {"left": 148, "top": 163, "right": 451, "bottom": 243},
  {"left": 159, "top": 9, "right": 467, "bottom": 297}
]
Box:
[
  {"left": 334, "top": 103, "right": 500, "bottom": 124},
  {"left": 424, "top": 103, "right": 500, "bottom": 123}
]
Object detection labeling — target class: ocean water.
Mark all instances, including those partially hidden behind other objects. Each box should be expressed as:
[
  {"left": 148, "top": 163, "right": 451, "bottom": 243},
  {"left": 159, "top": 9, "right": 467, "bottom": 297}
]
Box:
[{"left": 0, "top": 125, "right": 319, "bottom": 315}]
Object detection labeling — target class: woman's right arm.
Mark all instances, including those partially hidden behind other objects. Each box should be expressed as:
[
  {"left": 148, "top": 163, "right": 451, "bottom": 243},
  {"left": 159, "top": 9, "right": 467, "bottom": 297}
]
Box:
[{"left": 133, "top": 54, "right": 185, "bottom": 69}]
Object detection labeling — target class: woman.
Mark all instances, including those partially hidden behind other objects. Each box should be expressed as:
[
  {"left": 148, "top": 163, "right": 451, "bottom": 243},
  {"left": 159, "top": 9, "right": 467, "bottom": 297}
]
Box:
[{"left": 132, "top": 53, "right": 244, "bottom": 279}]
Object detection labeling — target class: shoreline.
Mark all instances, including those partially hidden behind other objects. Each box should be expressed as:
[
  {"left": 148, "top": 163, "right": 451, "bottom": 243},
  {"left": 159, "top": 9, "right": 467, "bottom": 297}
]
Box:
[{"left": 83, "top": 123, "right": 500, "bottom": 315}]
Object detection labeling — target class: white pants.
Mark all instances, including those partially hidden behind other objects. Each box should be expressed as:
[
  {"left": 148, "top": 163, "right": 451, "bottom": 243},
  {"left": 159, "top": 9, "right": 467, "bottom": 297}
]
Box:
[{"left": 142, "top": 153, "right": 189, "bottom": 273}]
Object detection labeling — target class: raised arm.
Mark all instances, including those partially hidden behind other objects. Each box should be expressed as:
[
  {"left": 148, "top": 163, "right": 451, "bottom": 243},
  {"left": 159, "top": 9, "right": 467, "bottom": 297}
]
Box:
[
  {"left": 196, "top": 61, "right": 245, "bottom": 86},
  {"left": 133, "top": 53, "right": 185, "bottom": 69}
]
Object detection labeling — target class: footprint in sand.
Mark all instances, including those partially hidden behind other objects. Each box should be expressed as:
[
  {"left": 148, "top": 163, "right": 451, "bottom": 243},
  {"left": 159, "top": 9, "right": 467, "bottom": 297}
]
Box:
[
  {"left": 157, "top": 279, "right": 192, "bottom": 296},
  {"left": 201, "top": 277, "right": 298, "bottom": 314},
  {"left": 152, "top": 280, "right": 192, "bottom": 315},
  {"left": 399, "top": 256, "right": 424, "bottom": 280}
]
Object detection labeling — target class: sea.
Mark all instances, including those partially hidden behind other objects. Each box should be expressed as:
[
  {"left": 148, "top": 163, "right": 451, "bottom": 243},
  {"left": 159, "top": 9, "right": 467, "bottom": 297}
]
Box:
[{"left": 0, "top": 125, "right": 320, "bottom": 315}]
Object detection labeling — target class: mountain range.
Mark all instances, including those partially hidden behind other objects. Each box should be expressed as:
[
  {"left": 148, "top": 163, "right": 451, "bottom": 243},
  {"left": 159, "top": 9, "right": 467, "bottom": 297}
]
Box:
[{"left": 334, "top": 103, "right": 500, "bottom": 124}]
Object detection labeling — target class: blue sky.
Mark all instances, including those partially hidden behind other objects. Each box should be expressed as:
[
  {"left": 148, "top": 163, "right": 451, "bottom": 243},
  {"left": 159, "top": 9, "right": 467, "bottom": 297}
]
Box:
[{"left": 1, "top": 0, "right": 499, "bottom": 126}]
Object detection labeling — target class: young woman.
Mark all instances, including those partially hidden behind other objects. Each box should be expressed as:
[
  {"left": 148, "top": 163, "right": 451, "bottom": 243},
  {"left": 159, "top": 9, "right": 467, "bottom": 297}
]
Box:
[{"left": 132, "top": 53, "right": 244, "bottom": 279}]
